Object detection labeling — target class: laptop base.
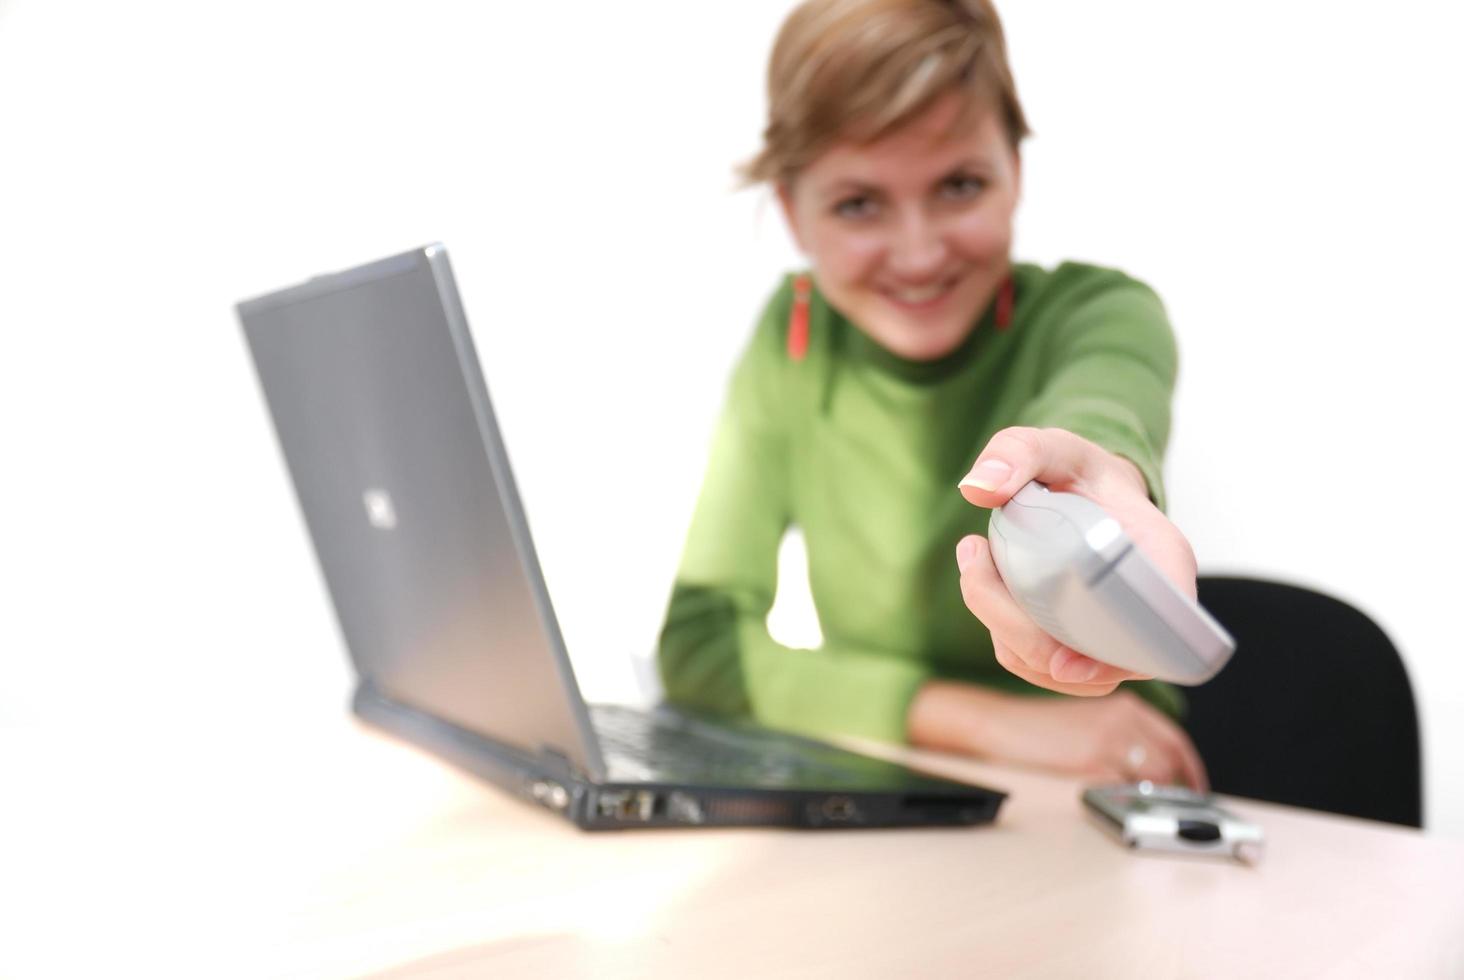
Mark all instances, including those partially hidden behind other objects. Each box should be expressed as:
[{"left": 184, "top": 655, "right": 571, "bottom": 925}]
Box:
[{"left": 354, "top": 682, "right": 1004, "bottom": 831}]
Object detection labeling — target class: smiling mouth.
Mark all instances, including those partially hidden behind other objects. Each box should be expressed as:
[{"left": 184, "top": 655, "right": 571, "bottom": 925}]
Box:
[{"left": 882, "top": 276, "right": 960, "bottom": 310}]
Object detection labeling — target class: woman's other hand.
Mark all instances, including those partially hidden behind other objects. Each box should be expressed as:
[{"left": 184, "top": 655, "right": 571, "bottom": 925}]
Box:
[
  {"left": 954, "top": 426, "right": 1199, "bottom": 695},
  {"left": 908, "top": 680, "right": 1208, "bottom": 790}
]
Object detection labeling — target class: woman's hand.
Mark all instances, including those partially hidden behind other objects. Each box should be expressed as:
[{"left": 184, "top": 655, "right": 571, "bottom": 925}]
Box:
[
  {"left": 908, "top": 680, "right": 1208, "bottom": 790},
  {"left": 954, "top": 426, "right": 1198, "bottom": 696}
]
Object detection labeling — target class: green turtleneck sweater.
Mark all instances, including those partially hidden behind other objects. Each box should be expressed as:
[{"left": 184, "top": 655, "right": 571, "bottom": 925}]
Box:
[{"left": 657, "top": 262, "right": 1183, "bottom": 744}]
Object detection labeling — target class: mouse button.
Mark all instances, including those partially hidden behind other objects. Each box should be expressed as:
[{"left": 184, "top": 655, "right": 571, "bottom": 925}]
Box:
[{"left": 995, "top": 496, "right": 1068, "bottom": 535}]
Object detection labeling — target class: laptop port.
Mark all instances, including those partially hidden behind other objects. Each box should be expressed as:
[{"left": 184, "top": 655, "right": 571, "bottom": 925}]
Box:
[
  {"left": 597, "top": 791, "right": 629, "bottom": 818},
  {"left": 630, "top": 791, "right": 656, "bottom": 821},
  {"left": 900, "top": 794, "right": 981, "bottom": 823},
  {"left": 666, "top": 792, "right": 705, "bottom": 825},
  {"left": 820, "top": 796, "right": 859, "bottom": 822},
  {"left": 597, "top": 790, "right": 660, "bottom": 822}
]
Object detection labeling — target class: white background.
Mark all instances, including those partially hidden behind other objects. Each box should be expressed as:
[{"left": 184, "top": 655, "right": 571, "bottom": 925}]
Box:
[{"left": 1, "top": 0, "right": 1460, "bottom": 850}]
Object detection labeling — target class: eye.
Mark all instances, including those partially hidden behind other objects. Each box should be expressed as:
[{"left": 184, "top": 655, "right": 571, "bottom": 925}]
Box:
[
  {"left": 940, "top": 174, "right": 987, "bottom": 201},
  {"left": 833, "top": 195, "right": 879, "bottom": 220}
]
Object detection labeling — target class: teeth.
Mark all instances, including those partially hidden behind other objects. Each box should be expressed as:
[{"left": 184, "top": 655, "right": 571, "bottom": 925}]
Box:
[{"left": 891, "top": 283, "right": 949, "bottom": 304}]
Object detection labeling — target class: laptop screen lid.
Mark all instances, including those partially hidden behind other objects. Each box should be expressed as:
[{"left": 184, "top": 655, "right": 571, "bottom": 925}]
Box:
[{"left": 238, "top": 244, "right": 606, "bottom": 780}]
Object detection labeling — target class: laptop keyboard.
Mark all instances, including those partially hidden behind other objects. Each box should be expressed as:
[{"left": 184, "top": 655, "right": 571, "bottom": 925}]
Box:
[{"left": 589, "top": 703, "right": 894, "bottom": 788}]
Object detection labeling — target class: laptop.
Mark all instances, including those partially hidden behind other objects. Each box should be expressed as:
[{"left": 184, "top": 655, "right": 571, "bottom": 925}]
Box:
[{"left": 237, "top": 244, "right": 1006, "bottom": 830}]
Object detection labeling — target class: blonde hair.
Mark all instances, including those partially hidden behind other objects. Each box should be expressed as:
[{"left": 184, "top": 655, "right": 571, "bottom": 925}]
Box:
[{"left": 742, "top": 0, "right": 1029, "bottom": 185}]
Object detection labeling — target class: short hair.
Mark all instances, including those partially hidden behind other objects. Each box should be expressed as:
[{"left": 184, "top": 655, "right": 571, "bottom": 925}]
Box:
[{"left": 742, "top": 0, "right": 1030, "bottom": 185}]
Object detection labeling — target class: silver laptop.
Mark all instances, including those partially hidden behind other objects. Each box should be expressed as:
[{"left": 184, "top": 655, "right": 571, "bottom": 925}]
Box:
[{"left": 237, "top": 244, "right": 1004, "bottom": 830}]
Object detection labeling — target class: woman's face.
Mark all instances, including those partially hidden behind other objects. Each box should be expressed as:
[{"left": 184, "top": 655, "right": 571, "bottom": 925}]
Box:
[{"left": 779, "top": 91, "right": 1021, "bottom": 362}]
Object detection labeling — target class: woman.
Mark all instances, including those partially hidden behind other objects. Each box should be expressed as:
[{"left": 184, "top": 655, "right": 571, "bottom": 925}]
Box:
[{"left": 658, "top": 0, "right": 1207, "bottom": 789}]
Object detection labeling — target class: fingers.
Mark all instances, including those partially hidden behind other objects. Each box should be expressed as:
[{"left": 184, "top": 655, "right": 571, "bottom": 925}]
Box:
[
  {"left": 991, "top": 643, "right": 1121, "bottom": 698},
  {"left": 1133, "top": 702, "right": 1210, "bottom": 792},
  {"left": 957, "top": 426, "right": 1138, "bottom": 509},
  {"left": 957, "top": 534, "right": 1135, "bottom": 690},
  {"left": 1123, "top": 745, "right": 1179, "bottom": 785},
  {"left": 1098, "top": 692, "right": 1209, "bottom": 790}
]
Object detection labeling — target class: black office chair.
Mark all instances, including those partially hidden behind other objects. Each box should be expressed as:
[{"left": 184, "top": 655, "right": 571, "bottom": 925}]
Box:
[{"left": 1183, "top": 577, "right": 1423, "bottom": 827}]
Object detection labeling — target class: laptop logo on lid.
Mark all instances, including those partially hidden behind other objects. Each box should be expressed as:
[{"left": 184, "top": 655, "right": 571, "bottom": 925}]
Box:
[{"left": 363, "top": 489, "right": 397, "bottom": 530}]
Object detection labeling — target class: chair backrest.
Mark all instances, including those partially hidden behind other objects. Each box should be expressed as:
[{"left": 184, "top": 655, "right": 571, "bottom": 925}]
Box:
[{"left": 1186, "top": 577, "right": 1422, "bottom": 827}]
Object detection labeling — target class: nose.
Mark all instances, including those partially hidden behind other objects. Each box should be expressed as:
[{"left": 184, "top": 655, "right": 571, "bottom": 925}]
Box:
[{"left": 886, "top": 208, "right": 949, "bottom": 281}]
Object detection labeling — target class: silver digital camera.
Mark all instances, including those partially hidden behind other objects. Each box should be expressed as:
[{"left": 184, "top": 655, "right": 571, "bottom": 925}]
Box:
[{"left": 1082, "top": 782, "right": 1265, "bottom": 863}]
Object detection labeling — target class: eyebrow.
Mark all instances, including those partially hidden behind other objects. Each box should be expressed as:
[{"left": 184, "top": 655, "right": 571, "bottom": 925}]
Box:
[
  {"left": 820, "top": 158, "right": 996, "bottom": 201},
  {"left": 822, "top": 180, "right": 880, "bottom": 202}
]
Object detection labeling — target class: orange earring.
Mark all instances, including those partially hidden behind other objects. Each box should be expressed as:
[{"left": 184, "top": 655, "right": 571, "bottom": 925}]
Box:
[
  {"left": 788, "top": 274, "right": 812, "bottom": 361},
  {"left": 996, "top": 275, "right": 1015, "bottom": 330}
]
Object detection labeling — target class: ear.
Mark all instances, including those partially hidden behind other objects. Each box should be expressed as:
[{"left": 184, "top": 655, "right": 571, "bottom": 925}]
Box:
[{"left": 776, "top": 180, "right": 807, "bottom": 253}]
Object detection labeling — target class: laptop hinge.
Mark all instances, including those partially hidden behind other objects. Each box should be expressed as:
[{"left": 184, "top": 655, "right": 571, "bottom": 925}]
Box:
[{"left": 537, "top": 747, "right": 590, "bottom": 784}]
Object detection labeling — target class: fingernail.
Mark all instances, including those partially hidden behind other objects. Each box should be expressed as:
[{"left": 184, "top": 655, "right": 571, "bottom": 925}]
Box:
[
  {"left": 955, "top": 536, "right": 979, "bottom": 574},
  {"left": 959, "top": 458, "right": 1012, "bottom": 492},
  {"left": 1068, "top": 660, "right": 1101, "bottom": 683},
  {"left": 1054, "top": 649, "right": 1101, "bottom": 683}
]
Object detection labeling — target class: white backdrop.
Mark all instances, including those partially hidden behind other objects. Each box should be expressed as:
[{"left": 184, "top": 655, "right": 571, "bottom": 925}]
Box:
[{"left": 2, "top": 0, "right": 1460, "bottom": 838}]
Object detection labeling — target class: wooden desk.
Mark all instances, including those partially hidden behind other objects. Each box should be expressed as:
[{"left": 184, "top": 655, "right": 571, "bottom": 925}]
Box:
[{"left": 3, "top": 715, "right": 1461, "bottom": 979}]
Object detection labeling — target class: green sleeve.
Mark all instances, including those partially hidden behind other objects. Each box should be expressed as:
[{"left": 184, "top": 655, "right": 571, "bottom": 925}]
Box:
[
  {"left": 1015, "top": 270, "right": 1186, "bottom": 718},
  {"left": 1017, "top": 270, "right": 1178, "bottom": 511},
  {"left": 657, "top": 291, "right": 933, "bottom": 743}
]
